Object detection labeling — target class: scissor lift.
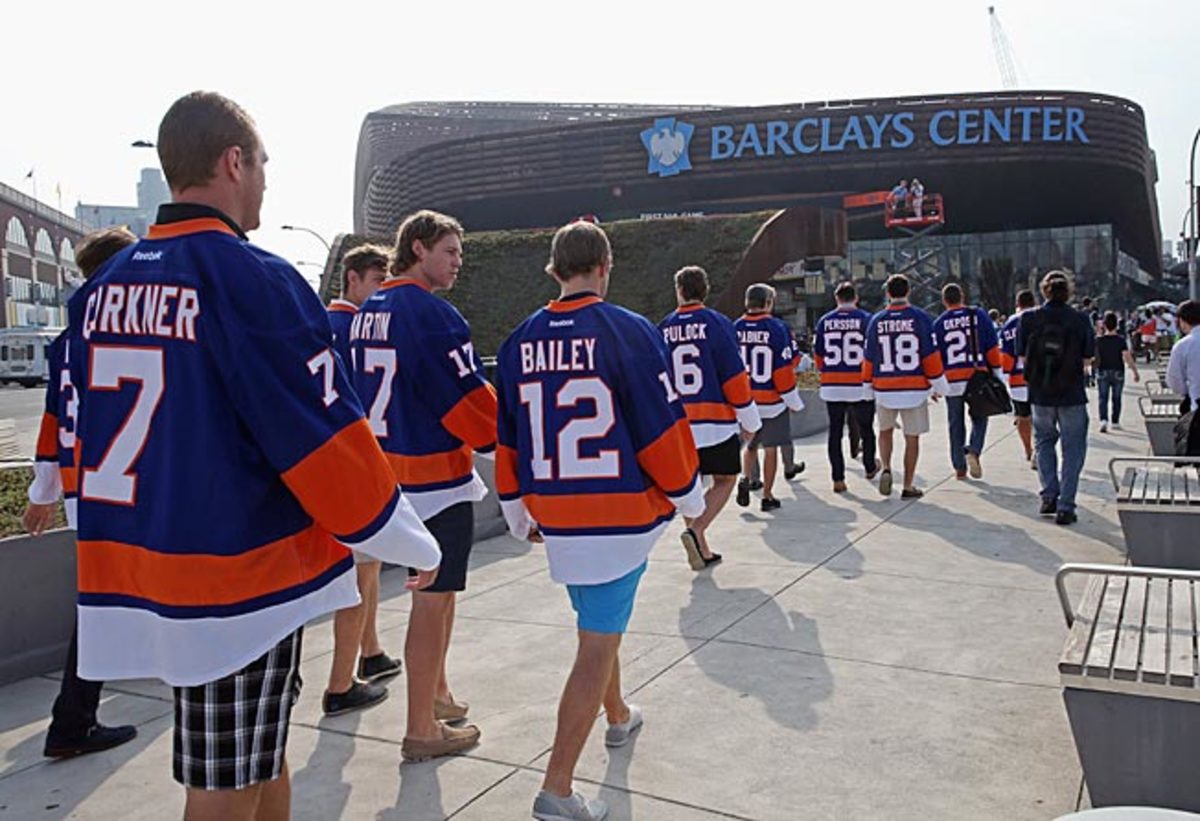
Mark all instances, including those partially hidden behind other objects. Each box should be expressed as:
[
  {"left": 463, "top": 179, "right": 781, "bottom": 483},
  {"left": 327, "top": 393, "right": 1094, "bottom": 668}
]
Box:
[{"left": 885, "top": 193, "right": 948, "bottom": 303}]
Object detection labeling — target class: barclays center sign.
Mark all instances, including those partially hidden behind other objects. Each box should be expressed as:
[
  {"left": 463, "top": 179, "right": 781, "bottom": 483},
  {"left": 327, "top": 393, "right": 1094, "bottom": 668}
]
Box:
[{"left": 640, "top": 106, "right": 1090, "bottom": 179}]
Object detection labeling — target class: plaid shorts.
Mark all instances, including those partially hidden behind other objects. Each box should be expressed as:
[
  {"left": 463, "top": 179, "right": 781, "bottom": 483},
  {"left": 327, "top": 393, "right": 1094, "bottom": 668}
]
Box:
[{"left": 172, "top": 629, "right": 303, "bottom": 790}]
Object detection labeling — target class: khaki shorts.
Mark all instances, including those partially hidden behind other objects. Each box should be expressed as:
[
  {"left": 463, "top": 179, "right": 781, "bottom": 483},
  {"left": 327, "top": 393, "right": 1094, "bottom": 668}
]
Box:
[{"left": 877, "top": 403, "right": 930, "bottom": 435}]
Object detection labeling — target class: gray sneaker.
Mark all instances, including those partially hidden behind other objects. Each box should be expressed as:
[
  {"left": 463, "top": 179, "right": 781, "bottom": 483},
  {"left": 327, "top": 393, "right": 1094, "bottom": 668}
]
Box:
[
  {"left": 604, "top": 704, "right": 643, "bottom": 748},
  {"left": 532, "top": 789, "right": 608, "bottom": 820}
]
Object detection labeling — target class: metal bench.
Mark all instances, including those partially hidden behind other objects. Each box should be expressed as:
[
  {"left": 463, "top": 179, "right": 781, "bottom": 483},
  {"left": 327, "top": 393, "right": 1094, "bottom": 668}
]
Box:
[
  {"left": 1109, "top": 458, "right": 1200, "bottom": 568},
  {"left": 1056, "top": 563, "right": 1200, "bottom": 811},
  {"left": 1138, "top": 397, "right": 1182, "bottom": 456},
  {"left": 1144, "top": 379, "right": 1183, "bottom": 404}
]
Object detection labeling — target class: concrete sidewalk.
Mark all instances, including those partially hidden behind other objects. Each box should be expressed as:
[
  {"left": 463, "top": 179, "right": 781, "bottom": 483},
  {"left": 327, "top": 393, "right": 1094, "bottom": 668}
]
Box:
[{"left": 0, "top": 393, "right": 1147, "bottom": 820}]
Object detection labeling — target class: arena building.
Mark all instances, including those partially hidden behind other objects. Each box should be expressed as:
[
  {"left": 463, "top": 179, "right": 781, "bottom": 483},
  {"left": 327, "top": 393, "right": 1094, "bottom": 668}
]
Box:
[{"left": 352, "top": 91, "right": 1164, "bottom": 308}]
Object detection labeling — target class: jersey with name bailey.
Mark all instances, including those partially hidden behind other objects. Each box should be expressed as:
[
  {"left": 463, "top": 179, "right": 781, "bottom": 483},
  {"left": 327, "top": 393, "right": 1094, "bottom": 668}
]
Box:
[
  {"left": 862, "top": 303, "right": 950, "bottom": 408},
  {"left": 326, "top": 298, "right": 357, "bottom": 371},
  {"left": 29, "top": 331, "right": 81, "bottom": 527},
  {"left": 67, "top": 217, "right": 439, "bottom": 687},
  {"left": 932, "top": 306, "right": 1004, "bottom": 397},
  {"left": 350, "top": 278, "right": 497, "bottom": 521},
  {"left": 495, "top": 294, "right": 704, "bottom": 585},
  {"left": 733, "top": 312, "right": 804, "bottom": 418},
  {"left": 658, "top": 305, "right": 760, "bottom": 448},
  {"left": 813, "top": 306, "right": 872, "bottom": 402},
  {"left": 999, "top": 311, "right": 1029, "bottom": 401}
]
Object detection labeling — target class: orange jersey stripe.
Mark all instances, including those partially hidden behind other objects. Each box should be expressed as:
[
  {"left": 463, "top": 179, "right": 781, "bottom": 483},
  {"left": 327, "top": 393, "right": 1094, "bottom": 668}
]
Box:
[
  {"left": 495, "top": 444, "right": 520, "bottom": 497},
  {"left": 721, "top": 372, "right": 753, "bottom": 407},
  {"left": 281, "top": 419, "right": 397, "bottom": 536},
  {"left": 820, "top": 371, "right": 864, "bottom": 385},
  {"left": 772, "top": 364, "right": 797, "bottom": 394},
  {"left": 145, "top": 218, "right": 237, "bottom": 240},
  {"left": 944, "top": 366, "right": 978, "bottom": 382},
  {"left": 685, "top": 402, "right": 737, "bottom": 422},
  {"left": 752, "top": 388, "right": 782, "bottom": 404},
  {"left": 872, "top": 375, "right": 933, "bottom": 390},
  {"left": 986, "top": 346, "right": 1003, "bottom": 368},
  {"left": 441, "top": 383, "right": 498, "bottom": 451},
  {"left": 35, "top": 412, "right": 58, "bottom": 461},
  {"left": 921, "top": 351, "right": 945, "bottom": 378},
  {"left": 61, "top": 466, "right": 78, "bottom": 495},
  {"left": 77, "top": 525, "right": 348, "bottom": 607},
  {"left": 386, "top": 446, "right": 473, "bottom": 486},
  {"left": 636, "top": 417, "right": 699, "bottom": 493},
  {"left": 526, "top": 490, "right": 674, "bottom": 530},
  {"left": 862, "top": 361, "right": 875, "bottom": 381}
]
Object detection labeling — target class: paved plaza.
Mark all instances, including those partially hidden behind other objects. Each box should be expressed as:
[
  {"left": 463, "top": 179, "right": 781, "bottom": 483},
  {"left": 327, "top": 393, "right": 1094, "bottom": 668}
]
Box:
[{"left": 0, "top": 394, "right": 1149, "bottom": 820}]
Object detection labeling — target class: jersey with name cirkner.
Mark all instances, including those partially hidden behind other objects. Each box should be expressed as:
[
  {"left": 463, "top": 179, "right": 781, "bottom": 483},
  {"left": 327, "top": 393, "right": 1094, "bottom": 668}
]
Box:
[
  {"left": 813, "top": 305, "right": 871, "bottom": 402},
  {"left": 67, "top": 217, "right": 439, "bottom": 687},
  {"left": 999, "top": 311, "right": 1029, "bottom": 402},
  {"left": 862, "top": 303, "right": 950, "bottom": 408},
  {"left": 932, "top": 305, "right": 1004, "bottom": 397},
  {"left": 733, "top": 312, "right": 804, "bottom": 418},
  {"left": 350, "top": 278, "right": 497, "bottom": 522},
  {"left": 658, "top": 304, "right": 760, "bottom": 448},
  {"left": 495, "top": 294, "right": 705, "bottom": 585},
  {"left": 327, "top": 298, "right": 357, "bottom": 371}
]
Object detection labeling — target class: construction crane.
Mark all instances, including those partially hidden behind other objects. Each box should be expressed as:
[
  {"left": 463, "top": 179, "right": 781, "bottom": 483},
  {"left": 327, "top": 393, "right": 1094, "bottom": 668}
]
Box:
[{"left": 988, "top": 6, "right": 1019, "bottom": 89}]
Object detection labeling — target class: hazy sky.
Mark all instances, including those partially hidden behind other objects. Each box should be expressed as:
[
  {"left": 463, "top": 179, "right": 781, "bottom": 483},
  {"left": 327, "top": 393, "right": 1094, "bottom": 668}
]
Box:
[{"left": 4, "top": 0, "right": 1197, "bottom": 283}]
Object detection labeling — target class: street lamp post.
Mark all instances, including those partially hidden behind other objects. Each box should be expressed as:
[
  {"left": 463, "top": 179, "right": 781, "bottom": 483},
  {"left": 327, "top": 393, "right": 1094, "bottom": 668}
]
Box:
[
  {"left": 281, "top": 225, "right": 332, "bottom": 253},
  {"left": 1189, "top": 126, "right": 1199, "bottom": 301}
]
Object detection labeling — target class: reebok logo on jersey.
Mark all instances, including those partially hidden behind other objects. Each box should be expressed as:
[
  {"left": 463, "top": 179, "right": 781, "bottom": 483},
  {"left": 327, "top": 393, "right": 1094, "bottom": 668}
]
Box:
[
  {"left": 548, "top": 319, "right": 575, "bottom": 327},
  {"left": 131, "top": 250, "right": 163, "bottom": 262}
]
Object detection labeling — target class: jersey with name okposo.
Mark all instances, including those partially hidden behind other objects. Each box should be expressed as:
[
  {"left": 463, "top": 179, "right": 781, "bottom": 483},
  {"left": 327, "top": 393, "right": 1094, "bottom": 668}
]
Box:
[
  {"left": 932, "top": 305, "right": 1004, "bottom": 397},
  {"left": 999, "top": 311, "right": 1029, "bottom": 401},
  {"left": 66, "top": 218, "right": 439, "bottom": 687},
  {"left": 29, "top": 331, "right": 80, "bottom": 527},
  {"left": 658, "top": 304, "right": 761, "bottom": 448},
  {"left": 733, "top": 312, "right": 804, "bottom": 418},
  {"left": 350, "top": 278, "right": 497, "bottom": 521},
  {"left": 495, "top": 294, "right": 705, "bottom": 586},
  {"left": 813, "top": 306, "right": 872, "bottom": 402},
  {"left": 326, "top": 298, "right": 357, "bottom": 370},
  {"left": 862, "top": 303, "right": 950, "bottom": 408}
]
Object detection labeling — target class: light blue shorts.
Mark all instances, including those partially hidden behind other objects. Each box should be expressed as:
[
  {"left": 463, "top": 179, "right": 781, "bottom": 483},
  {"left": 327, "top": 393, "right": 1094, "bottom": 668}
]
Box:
[{"left": 566, "top": 562, "right": 647, "bottom": 634}]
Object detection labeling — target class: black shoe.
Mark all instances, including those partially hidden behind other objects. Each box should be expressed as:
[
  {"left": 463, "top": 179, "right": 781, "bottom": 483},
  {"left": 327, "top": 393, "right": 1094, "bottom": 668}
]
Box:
[
  {"left": 358, "top": 652, "right": 402, "bottom": 683},
  {"left": 1055, "top": 509, "right": 1078, "bottom": 526},
  {"left": 761, "top": 497, "right": 781, "bottom": 512},
  {"left": 735, "top": 480, "right": 750, "bottom": 507},
  {"left": 784, "top": 462, "right": 806, "bottom": 480},
  {"left": 702, "top": 553, "right": 723, "bottom": 568},
  {"left": 1039, "top": 498, "right": 1058, "bottom": 516},
  {"left": 748, "top": 480, "right": 764, "bottom": 491},
  {"left": 900, "top": 487, "right": 924, "bottom": 499},
  {"left": 322, "top": 680, "right": 388, "bottom": 716},
  {"left": 44, "top": 723, "right": 137, "bottom": 759}
]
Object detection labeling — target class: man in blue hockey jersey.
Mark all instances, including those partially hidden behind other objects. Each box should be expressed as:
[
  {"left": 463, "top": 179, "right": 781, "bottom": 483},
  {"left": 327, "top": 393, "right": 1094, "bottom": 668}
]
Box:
[
  {"left": 496, "top": 221, "right": 705, "bottom": 821},
  {"left": 660, "top": 265, "right": 760, "bottom": 568}
]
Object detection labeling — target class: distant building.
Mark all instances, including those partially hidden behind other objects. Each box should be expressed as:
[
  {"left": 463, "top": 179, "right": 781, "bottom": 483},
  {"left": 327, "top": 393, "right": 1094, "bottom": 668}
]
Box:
[
  {"left": 77, "top": 168, "right": 169, "bottom": 237},
  {"left": 1, "top": 181, "right": 85, "bottom": 328}
]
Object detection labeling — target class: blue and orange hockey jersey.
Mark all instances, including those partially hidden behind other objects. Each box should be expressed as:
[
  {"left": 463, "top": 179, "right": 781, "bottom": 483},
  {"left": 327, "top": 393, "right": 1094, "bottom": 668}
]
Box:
[
  {"left": 813, "top": 306, "right": 872, "bottom": 402},
  {"left": 327, "top": 298, "right": 357, "bottom": 370},
  {"left": 495, "top": 294, "right": 705, "bottom": 585},
  {"left": 932, "top": 306, "right": 1003, "bottom": 398},
  {"left": 999, "top": 311, "right": 1029, "bottom": 402},
  {"left": 862, "top": 303, "right": 951, "bottom": 408},
  {"left": 350, "top": 278, "right": 497, "bottom": 521},
  {"left": 658, "top": 304, "right": 760, "bottom": 448},
  {"left": 733, "top": 312, "right": 804, "bottom": 418},
  {"left": 29, "top": 332, "right": 79, "bottom": 527},
  {"left": 67, "top": 211, "right": 440, "bottom": 687}
]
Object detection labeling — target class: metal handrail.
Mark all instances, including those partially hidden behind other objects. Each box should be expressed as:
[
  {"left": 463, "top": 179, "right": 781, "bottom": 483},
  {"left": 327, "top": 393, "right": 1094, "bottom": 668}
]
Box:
[
  {"left": 1138, "top": 395, "right": 1182, "bottom": 417},
  {"left": 1056, "top": 562, "right": 1200, "bottom": 627},
  {"left": 1145, "top": 378, "right": 1182, "bottom": 398},
  {"left": 1107, "top": 456, "right": 1200, "bottom": 490}
]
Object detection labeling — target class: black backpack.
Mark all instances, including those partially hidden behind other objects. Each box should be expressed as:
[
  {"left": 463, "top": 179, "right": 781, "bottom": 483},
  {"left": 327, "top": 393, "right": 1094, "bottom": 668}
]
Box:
[{"left": 1023, "top": 310, "right": 1082, "bottom": 398}]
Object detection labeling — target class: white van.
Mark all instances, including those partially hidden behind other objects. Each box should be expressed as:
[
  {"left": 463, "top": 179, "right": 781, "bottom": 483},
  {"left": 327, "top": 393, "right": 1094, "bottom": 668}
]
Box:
[{"left": 0, "top": 327, "right": 62, "bottom": 387}]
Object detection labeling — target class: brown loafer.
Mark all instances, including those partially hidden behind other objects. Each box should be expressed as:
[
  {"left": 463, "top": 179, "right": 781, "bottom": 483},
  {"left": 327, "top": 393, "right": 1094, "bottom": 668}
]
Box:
[
  {"left": 435, "top": 697, "right": 470, "bottom": 723},
  {"left": 401, "top": 721, "right": 480, "bottom": 762}
]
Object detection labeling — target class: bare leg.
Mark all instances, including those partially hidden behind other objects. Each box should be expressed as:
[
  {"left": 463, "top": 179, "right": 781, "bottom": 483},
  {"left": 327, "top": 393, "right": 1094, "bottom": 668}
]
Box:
[
  {"left": 684, "top": 475, "right": 735, "bottom": 559},
  {"left": 741, "top": 445, "right": 758, "bottom": 484},
  {"left": 601, "top": 654, "right": 629, "bottom": 725},
  {"left": 185, "top": 782, "right": 264, "bottom": 821},
  {"left": 327, "top": 603, "right": 367, "bottom": 694},
  {"left": 404, "top": 591, "right": 453, "bottom": 740},
  {"left": 542, "top": 631, "right": 622, "bottom": 797},
  {"left": 1016, "top": 416, "right": 1033, "bottom": 460},
  {"left": 357, "top": 562, "right": 383, "bottom": 658},
  {"left": 903, "top": 434, "right": 920, "bottom": 490},
  {"left": 763, "top": 447, "right": 779, "bottom": 500},
  {"left": 879, "top": 428, "right": 895, "bottom": 472},
  {"left": 254, "top": 762, "right": 290, "bottom": 821},
  {"left": 435, "top": 594, "right": 457, "bottom": 704}
]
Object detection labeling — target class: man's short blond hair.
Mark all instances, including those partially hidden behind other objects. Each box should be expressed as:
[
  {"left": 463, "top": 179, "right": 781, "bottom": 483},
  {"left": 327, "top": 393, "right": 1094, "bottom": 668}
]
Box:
[
  {"left": 546, "top": 221, "right": 611, "bottom": 281},
  {"left": 390, "top": 211, "right": 463, "bottom": 274}
]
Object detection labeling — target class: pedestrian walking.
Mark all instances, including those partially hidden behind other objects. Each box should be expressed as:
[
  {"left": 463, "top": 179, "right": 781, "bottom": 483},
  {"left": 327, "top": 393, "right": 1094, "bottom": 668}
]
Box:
[{"left": 1094, "top": 310, "right": 1140, "bottom": 433}]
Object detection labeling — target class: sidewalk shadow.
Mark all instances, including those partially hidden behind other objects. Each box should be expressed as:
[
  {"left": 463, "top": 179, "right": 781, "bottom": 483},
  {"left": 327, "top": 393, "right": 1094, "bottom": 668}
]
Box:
[
  {"left": 738, "top": 478, "right": 868, "bottom": 579},
  {"left": 378, "top": 756, "right": 451, "bottom": 821},
  {"left": 680, "top": 576, "right": 832, "bottom": 733},
  {"left": 598, "top": 722, "right": 638, "bottom": 821},
  {"left": 292, "top": 712, "right": 362, "bottom": 821},
  {"left": 978, "top": 481, "right": 1126, "bottom": 554}
]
